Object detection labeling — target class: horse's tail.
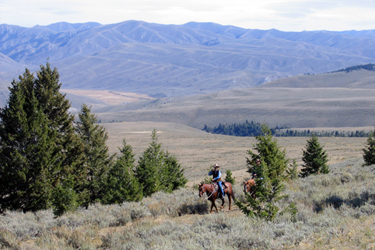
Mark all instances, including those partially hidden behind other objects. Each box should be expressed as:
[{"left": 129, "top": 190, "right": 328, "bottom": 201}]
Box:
[
  {"left": 231, "top": 188, "right": 236, "bottom": 202},
  {"left": 226, "top": 182, "right": 236, "bottom": 201}
]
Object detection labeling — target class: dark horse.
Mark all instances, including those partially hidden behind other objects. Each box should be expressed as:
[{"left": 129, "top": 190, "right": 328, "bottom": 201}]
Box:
[
  {"left": 198, "top": 182, "right": 236, "bottom": 213},
  {"left": 243, "top": 179, "right": 256, "bottom": 199}
]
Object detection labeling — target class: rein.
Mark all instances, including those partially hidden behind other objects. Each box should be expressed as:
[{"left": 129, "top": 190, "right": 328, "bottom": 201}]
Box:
[{"left": 205, "top": 184, "right": 217, "bottom": 199}]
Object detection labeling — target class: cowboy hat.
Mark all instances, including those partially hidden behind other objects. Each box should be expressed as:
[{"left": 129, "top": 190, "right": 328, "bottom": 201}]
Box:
[{"left": 213, "top": 164, "right": 220, "bottom": 168}]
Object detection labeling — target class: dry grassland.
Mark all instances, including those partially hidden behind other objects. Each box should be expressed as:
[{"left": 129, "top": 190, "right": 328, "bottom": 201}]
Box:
[
  {"left": 2, "top": 121, "right": 374, "bottom": 249},
  {"left": 62, "top": 89, "right": 154, "bottom": 105},
  {"left": 103, "top": 121, "right": 368, "bottom": 186}
]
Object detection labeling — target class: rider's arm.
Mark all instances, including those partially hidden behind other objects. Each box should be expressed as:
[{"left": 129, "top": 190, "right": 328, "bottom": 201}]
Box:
[{"left": 208, "top": 171, "right": 213, "bottom": 176}]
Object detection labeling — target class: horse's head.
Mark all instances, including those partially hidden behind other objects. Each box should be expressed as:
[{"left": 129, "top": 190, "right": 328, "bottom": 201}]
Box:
[
  {"left": 198, "top": 183, "right": 206, "bottom": 197},
  {"left": 243, "top": 179, "right": 255, "bottom": 193}
]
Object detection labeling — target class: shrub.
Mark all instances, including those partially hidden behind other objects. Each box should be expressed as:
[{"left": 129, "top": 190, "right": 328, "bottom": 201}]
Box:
[
  {"left": 363, "top": 129, "right": 375, "bottom": 166},
  {"left": 300, "top": 134, "right": 329, "bottom": 177}
]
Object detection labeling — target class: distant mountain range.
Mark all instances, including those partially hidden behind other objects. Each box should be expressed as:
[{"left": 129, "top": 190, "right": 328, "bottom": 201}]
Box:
[{"left": 1, "top": 20, "right": 375, "bottom": 99}]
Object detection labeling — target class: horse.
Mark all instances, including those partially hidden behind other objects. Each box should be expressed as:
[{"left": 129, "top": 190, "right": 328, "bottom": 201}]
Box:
[
  {"left": 243, "top": 179, "right": 256, "bottom": 199},
  {"left": 198, "top": 182, "right": 236, "bottom": 213}
]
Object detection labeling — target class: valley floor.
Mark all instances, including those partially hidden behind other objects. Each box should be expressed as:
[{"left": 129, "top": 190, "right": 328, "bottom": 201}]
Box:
[{"left": 103, "top": 121, "right": 368, "bottom": 184}]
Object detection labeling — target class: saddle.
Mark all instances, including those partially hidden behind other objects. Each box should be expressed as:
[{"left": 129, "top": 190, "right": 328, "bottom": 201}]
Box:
[{"left": 212, "top": 181, "right": 227, "bottom": 198}]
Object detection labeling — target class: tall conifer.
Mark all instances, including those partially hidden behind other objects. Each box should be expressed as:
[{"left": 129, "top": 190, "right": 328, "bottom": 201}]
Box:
[
  {"left": 135, "top": 129, "right": 187, "bottom": 196},
  {"left": 0, "top": 68, "right": 72, "bottom": 214},
  {"left": 136, "top": 129, "right": 164, "bottom": 196},
  {"left": 237, "top": 125, "right": 289, "bottom": 221},
  {"left": 162, "top": 152, "right": 188, "bottom": 192},
  {"left": 0, "top": 64, "right": 85, "bottom": 215},
  {"left": 75, "top": 104, "right": 114, "bottom": 206},
  {"left": 103, "top": 139, "right": 143, "bottom": 203}
]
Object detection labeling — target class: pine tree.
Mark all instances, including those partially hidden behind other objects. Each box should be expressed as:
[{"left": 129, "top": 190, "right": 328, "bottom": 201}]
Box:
[
  {"left": 135, "top": 129, "right": 164, "bottom": 196},
  {"left": 225, "top": 170, "right": 236, "bottom": 185},
  {"left": 286, "top": 159, "right": 299, "bottom": 180},
  {"left": 237, "top": 124, "right": 289, "bottom": 221},
  {"left": 363, "top": 129, "right": 375, "bottom": 166},
  {"left": 0, "top": 70, "right": 52, "bottom": 212},
  {"left": 162, "top": 152, "right": 188, "bottom": 192},
  {"left": 34, "top": 63, "right": 85, "bottom": 214},
  {"left": 135, "top": 129, "right": 187, "bottom": 196},
  {"left": 75, "top": 104, "right": 114, "bottom": 206},
  {"left": 103, "top": 139, "right": 143, "bottom": 203},
  {"left": 0, "top": 65, "right": 83, "bottom": 215},
  {"left": 300, "top": 134, "right": 329, "bottom": 177}
]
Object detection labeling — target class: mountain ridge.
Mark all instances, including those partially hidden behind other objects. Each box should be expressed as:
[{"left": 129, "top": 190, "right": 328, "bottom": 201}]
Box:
[{"left": 1, "top": 20, "right": 375, "bottom": 99}]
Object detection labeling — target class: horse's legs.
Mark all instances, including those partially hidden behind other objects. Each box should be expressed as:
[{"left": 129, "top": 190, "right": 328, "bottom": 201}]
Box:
[
  {"left": 220, "top": 197, "right": 225, "bottom": 210},
  {"left": 213, "top": 200, "right": 219, "bottom": 212},
  {"left": 228, "top": 194, "right": 231, "bottom": 210},
  {"left": 210, "top": 201, "right": 214, "bottom": 213}
]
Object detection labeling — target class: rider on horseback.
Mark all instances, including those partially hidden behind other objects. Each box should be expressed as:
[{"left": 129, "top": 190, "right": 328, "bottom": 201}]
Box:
[
  {"left": 252, "top": 159, "right": 263, "bottom": 180},
  {"left": 208, "top": 164, "right": 225, "bottom": 198}
]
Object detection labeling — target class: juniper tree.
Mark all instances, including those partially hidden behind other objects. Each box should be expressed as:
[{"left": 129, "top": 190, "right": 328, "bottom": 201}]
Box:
[
  {"left": 237, "top": 124, "right": 289, "bottom": 221},
  {"left": 300, "top": 134, "right": 329, "bottom": 177},
  {"left": 103, "top": 139, "right": 143, "bottom": 203},
  {"left": 75, "top": 104, "right": 114, "bottom": 206},
  {"left": 363, "top": 129, "right": 375, "bottom": 166}
]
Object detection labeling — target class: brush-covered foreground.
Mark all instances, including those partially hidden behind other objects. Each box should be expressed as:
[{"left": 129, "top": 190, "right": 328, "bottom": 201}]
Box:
[{"left": 1, "top": 157, "right": 375, "bottom": 249}]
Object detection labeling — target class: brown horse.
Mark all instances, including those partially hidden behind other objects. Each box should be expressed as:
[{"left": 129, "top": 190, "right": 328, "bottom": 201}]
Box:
[
  {"left": 243, "top": 179, "right": 256, "bottom": 199},
  {"left": 198, "top": 182, "right": 236, "bottom": 213}
]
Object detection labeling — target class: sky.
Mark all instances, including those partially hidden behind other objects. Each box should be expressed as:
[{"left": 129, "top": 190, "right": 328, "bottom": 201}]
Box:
[{"left": 1, "top": 0, "right": 375, "bottom": 31}]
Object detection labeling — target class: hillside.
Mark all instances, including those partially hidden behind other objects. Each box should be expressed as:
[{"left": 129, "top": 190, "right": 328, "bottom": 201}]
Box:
[
  {"left": 91, "top": 68, "right": 375, "bottom": 129},
  {"left": 101, "top": 121, "right": 368, "bottom": 182},
  {"left": 1, "top": 21, "right": 375, "bottom": 98},
  {"left": 1, "top": 122, "right": 374, "bottom": 249},
  {"left": 261, "top": 67, "right": 375, "bottom": 88}
]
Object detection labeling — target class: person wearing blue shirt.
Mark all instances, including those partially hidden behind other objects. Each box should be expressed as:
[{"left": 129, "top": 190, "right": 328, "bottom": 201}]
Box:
[{"left": 208, "top": 164, "right": 225, "bottom": 198}]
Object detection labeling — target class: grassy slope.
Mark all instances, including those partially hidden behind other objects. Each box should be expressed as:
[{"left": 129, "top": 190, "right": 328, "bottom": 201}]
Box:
[
  {"left": 103, "top": 121, "right": 368, "bottom": 185},
  {"left": 2, "top": 69, "right": 375, "bottom": 249},
  {"left": 92, "top": 70, "right": 375, "bottom": 129},
  {"left": 1, "top": 123, "right": 375, "bottom": 249}
]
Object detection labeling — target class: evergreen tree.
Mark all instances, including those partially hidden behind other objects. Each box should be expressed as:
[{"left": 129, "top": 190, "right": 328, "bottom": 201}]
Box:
[
  {"left": 300, "top": 134, "right": 329, "bottom": 177},
  {"left": 286, "top": 159, "right": 299, "bottom": 180},
  {"left": 75, "top": 104, "right": 114, "bottom": 206},
  {"left": 34, "top": 63, "right": 85, "bottom": 214},
  {"left": 225, "top": 170, "right": 236, "bottom": 185},
  {"left": 162, "top": 152, "right": 188, "bottom": 192},
  {"left": 135, "top": 129, "right": 187, "bottom": 196},
  {"left": 237, "top": 124, "right": 289, "bottom": 221},
  {"left": 363, "top": 129, "right": 375, "bottom": 166},
  {"left": 0, "top": 70, "right": 53, "bottom": 212},
  {"left": 0, "top": 65, "right": 83, "bottom": 215},
  {"left": 136, "top": 129, "right": 165, "bottom": 196},
  {"left": 103, "top": 139, "right": 143, "bottom": 203}
]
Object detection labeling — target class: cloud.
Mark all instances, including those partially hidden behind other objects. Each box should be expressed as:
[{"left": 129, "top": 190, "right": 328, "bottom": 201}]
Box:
[{"left": 1, "top": 0, "right": 375, "bottom": 31}]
